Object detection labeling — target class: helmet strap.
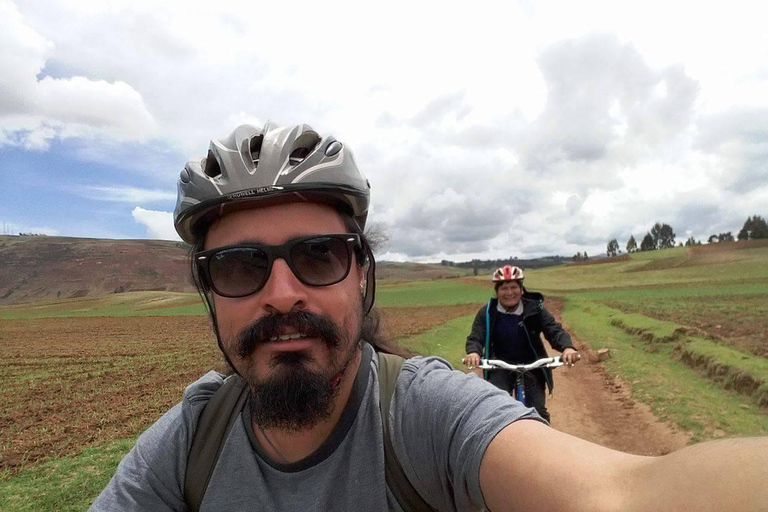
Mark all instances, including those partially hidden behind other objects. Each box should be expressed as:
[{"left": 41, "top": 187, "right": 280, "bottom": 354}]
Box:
[{"left": 362, "top": 247, "right": 376, "bottom": 314}]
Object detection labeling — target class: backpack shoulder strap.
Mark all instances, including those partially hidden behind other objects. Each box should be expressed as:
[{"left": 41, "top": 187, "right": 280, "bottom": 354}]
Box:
[
  {"left": 378, "top": 352, "right": 437, "bottom": 512},
  {"left": 184, "top": 374, "right": 249, "bottom": 512}
]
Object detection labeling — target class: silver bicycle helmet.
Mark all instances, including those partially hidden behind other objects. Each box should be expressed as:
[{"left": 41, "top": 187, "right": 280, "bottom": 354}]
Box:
[{"left": 174, "top": 121, "right": 370, "bottom": 244}]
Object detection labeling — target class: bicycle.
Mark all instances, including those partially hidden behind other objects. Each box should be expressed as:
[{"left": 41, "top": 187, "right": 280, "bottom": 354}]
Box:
[{"left": 464, "top": 356, "right": 564, "bottom": 406}]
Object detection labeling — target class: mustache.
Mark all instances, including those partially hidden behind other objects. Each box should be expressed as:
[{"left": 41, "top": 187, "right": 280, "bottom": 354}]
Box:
[{"left": 235, "top": 310, "right": 341, "bottom": 359}]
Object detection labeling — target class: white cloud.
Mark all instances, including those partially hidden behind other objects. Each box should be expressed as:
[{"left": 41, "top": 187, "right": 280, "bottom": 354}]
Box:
[
  {"left": 80, "top": 186, "right": 176, "bottom": 203},
  {"left": 131, "top": 207, "right": 180, "bottom": 240},
  {"left": 3, "top": 0, "right": 768, "bottom": 260},
  {"left": 0, "top": 0, "right": 157, "bottom": 149}
]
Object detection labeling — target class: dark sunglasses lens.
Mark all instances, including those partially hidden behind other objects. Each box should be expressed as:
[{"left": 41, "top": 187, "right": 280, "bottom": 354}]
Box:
[
  {"left": 291, "top": 236, "right": 351, "bottom": 285},
  {"left": 208, "top": 248, "right": 269, "bottom": 296}
]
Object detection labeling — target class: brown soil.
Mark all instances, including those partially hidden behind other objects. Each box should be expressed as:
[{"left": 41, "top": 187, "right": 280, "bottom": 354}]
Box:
[
  {"left": 0, "top": 299, "right": 694, "bottom": 475},
  {"left": 0, "top": 316, "right": 221, "bottom": 474},
  {"left": 379, "top": 304, "right": 481, "bottom": 339},
  {"left": 544, "top": 297, "right": 691, "bottom": 455},
  {"left": 603, "top": 296, "right": 768, "bottom": 358}
]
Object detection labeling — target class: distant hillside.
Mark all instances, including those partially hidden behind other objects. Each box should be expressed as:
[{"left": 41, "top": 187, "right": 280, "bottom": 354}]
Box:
[
  {"left": 376, "top": 261, "right": 475, "bottom": 280},
  {"left": 0, "top": 235, "right": 194, "bottom": 305},
  {"left": 0, "top": 236, "right": 479, "bottom": 305},
  {"left": 442, "top": 255, "right": 570, "bottom": 272}
]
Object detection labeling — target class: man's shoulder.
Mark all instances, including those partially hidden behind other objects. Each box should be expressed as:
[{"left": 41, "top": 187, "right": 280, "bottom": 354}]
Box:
[
  {"left": 141, "top": 371, "right": 229, "bottom": 437},
  {"left": 375, "top": 352, "right": 457, "bottom": 393},
  {"left": 183, "top": 370, "right": 229, "bottom": 407},
  {"left": 400, "top": 355, "right": 453, "bottom": 373},
  {"left": 131, "top": 371, "right": 231, "bottom": 463},
  {"left": 396, "top": 355, "right": 474, "bottom": 397}
]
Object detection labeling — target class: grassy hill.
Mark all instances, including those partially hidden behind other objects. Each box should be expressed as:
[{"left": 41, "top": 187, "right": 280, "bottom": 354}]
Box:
[
  {"left": 375, "top": 261, "right": 474, "bottom": 280},
  {"left": 0, "top": 236, "right": 483, "bottom": 306},
  {"left": 526, "top": 240, "right": 768, "bottom": 440},
  {"left": 0, "top": 235, "right": 195, "bottom": 305}
]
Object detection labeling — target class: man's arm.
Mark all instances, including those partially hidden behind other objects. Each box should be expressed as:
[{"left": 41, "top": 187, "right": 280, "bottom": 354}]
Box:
[
  {"left": 538, "top": 307, "right": 574, "bottom": 352},
  {"left": 480, "top": 420, "right": 767, "bottom": 512},
  {"left": 465, "top": 306, "right": 487, "bottom": 357}
]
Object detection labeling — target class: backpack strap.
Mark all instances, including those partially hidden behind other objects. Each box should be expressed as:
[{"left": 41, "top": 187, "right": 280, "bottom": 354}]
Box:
[
  {"left": 378, "top": 352, "right": 437, "bottom": 512},
  {"left": 184, "top": 374, "right": 249, "bottom": 512}
]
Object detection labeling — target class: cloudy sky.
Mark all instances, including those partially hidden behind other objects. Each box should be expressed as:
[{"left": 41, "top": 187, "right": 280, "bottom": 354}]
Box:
[{"left": 1, "top": 0, "right": 766, "bottom": 261}]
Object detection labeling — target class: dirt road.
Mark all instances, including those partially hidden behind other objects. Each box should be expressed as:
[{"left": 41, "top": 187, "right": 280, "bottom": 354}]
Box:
[{"left": 544, "top": 298, "right": 690, "bottom": 455}]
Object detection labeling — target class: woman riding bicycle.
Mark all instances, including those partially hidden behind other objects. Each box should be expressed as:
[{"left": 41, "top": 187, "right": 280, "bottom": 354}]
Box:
[{"left": 465, "top": 265, "right": 579, "bottom": 423}]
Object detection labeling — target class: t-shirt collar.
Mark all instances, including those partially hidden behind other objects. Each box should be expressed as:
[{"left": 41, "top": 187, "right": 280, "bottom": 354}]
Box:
[{"left": 496, "top": 299, "right": 523, "bottom": 315}]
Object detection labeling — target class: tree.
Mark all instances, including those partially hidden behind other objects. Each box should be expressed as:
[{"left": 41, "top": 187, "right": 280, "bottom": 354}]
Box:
[
  {"left": 708, "top": 234, "right": 718, "bottom": 244},
  {"left": 572, "top": 252, "right": 582, "bottom": 262},
  {"left": 684, "top": 236, "right": 697, "bottom": 247},
  {"left": 640, "top": 232, "right": 655, "bottom": 251},
  {"left": 658, "top": 224, "right": 676, "bottom": 249},
  {"left": 364, "top": 222, "right": 390, "bottom": 254},
  {"left": 738, "top": 215, "right": 768, "bottom": 240},
  {"left": 583, "top": 251, "right": 589, "bottom": 261},
  {"left": 650, "top": 222, "right": 676, "bottom": 249},
  {"left": 606, "top": 238, "right": 619, "bottom": 257},
  {"left": 626, "top": 235, "right": 637, "bottom": 253},
  {"left": 718, "top": 232, "right": 734, "bottom": 243}
]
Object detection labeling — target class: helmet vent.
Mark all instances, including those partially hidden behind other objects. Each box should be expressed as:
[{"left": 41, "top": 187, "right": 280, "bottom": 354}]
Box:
[
  {"left": 249, "top": 135, "right": 263, "bottom": 168},
  {"left": 203, "top": 150, "right": 222, "bottom": 178},
  {"left": 289, "top": 147, "right": 311, "bottom": 166},
  {"left": 288, "top": 131, "right": 321, "bottom": 166}
]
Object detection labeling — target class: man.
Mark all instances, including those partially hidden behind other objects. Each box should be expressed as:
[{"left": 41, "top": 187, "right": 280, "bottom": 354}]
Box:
[
  {"left": 91, "top": 121, "right": 766, "bottom": 512},
  {"left": 464, "top": 265, "right": 579, "bottom": 422}
]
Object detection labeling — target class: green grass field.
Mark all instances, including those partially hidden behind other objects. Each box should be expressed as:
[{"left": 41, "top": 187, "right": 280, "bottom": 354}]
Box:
[
  {"left": 1, "top": 241, "right": 767, "bottom": 511},
  {"left": 376, "top": 279, "right": 491, "bottom": 307},
  {"left": 563, "top": 298, "right": 768, "bottom": 441},
  {"left": 0, "top": 438, "right": 136, "bottom": 512},
  {"left": 527, "top": 243, "right": 768, "bottom": 293}
]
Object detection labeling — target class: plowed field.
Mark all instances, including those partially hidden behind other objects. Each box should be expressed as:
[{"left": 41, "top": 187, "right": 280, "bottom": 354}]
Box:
[
  {"left": 0, "top": 304, "right": 481, "bottom": 475},
  {"left": 0, "top": 316, "right": 220, "bottom": 473}
]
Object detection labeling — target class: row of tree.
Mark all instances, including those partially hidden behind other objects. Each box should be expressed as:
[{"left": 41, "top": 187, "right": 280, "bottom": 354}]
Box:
[
  {"left": 604, "top": 221, "right": 677, "bottom": 257},
  {"left": 737, "top": 215, "right": 768, "bottom": 240},
  {"left": 441, "top": 255, "right": 569, "bottom": 275},
  {"left": 604, "top": 215, "right": 767, "bottom": 258}
]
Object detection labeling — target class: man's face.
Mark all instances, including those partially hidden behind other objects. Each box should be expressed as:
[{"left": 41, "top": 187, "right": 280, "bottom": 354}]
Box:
[
  {"left": 204, "top": 202, "right": 365, "bottom": 412},
  {"left": 496, "top": 280, "right": 522, "bottom": 310}
]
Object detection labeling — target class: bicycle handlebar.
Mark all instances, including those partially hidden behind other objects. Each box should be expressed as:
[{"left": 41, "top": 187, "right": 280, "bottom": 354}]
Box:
[{"left": 474, "top": 356, "right": 564, "bottom": 371}]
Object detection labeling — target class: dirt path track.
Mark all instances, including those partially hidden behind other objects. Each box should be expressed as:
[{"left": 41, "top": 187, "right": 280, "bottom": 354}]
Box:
[{"left": 544, "top": 298, "right": 689, "bottom": 455}]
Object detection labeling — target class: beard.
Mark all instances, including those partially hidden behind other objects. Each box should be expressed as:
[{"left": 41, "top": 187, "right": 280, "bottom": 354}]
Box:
[{"left": 234, "top": 309, "right": 362, "bottom": 431}]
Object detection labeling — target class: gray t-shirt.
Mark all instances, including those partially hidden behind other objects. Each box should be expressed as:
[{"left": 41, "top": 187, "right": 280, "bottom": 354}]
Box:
[{"left": 90, "top": 344, "right": 541, "bottom": 511}]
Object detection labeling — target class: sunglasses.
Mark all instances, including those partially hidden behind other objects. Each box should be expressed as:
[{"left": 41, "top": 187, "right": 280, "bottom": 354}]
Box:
[{"left": 196, "top": 233, "right": 362, "bottom": 298}]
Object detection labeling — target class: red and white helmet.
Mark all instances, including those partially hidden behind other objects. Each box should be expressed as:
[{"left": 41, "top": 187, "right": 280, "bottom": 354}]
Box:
[{"left": 492, "top": 265, "right": 524, "bottom": 283}]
